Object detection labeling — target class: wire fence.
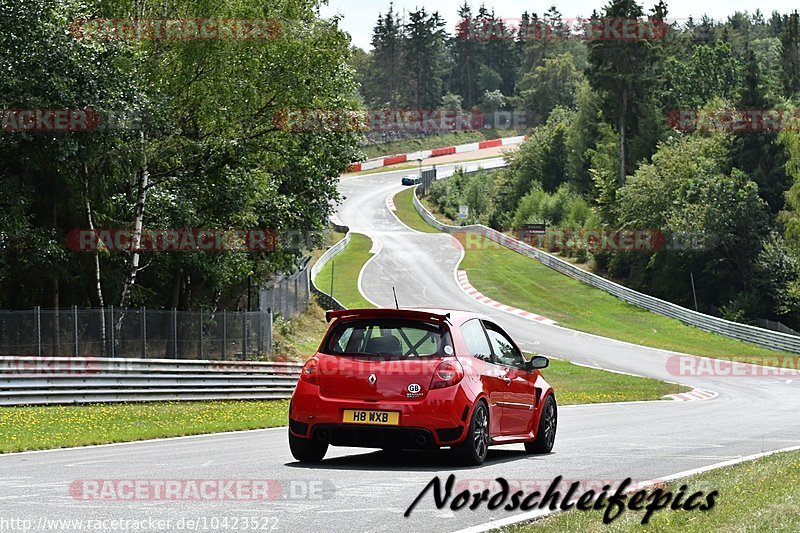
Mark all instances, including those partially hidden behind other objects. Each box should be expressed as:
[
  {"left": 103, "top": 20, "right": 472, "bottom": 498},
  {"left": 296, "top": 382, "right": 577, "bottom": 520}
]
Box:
[
  {"left": 0, "top": 258, "right": 315, "bottom": 360},
  {"left": 259, "top": 256, "right": 312, "bottom": 319},
  {"left": 0, "top": 307, "right": 273, "bottom": 360}
]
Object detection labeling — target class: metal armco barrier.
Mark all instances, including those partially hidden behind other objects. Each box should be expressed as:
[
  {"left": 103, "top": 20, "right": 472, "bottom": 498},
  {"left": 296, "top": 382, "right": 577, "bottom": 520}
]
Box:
[
  {"left": 0, "top": 356, "right": 301, "bottom": 406},
  {"left": 413, "top": 187, "right": 800, "bottom": 354},
  {"left": 310, "top": 229, "right": 351, "bottom": 311}
]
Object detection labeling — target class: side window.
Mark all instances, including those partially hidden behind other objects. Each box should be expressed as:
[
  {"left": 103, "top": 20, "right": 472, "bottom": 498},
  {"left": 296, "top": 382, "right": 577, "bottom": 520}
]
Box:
[
  {"left": 484, "top": 322, "right": 524, "bottom": 367},
  {"left": 460, "top": 319, "right": 492, "bottom": 360}
]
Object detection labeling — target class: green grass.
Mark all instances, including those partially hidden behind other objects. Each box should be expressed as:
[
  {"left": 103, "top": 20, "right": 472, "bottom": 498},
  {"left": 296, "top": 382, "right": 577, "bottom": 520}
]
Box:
[
  {"left": 460, "top": 234, "right": 789, "bottom": 363},
  {"left": 0, "top": 400, "right": 289, "bottom": 453},
  {"left": 393, "top": 188, "right": 440, "bottom": 233},
  {"left": 314, "top": 232, "right": 374, "bottom": 309},
  {"left": 271, "top": 299, "right": 330, "bottom": 358},
  {"left": 543, "top": 358, "right": 688, "bottom": 405},
  {"left": 391, "top": 188, "right": 790, "bottom": 363},
  {"left": 504, "top": 448, "right": 800, "bottom": 532},
  {"left": 0, "top": 358, "right": 683, "bottom": 453}
]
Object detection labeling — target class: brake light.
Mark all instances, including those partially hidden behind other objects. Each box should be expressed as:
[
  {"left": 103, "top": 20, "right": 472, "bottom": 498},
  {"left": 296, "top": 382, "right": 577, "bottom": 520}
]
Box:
[
  {"left": 300, "top": 357, "right": 320, "bottom": 385},
  {"left": 430, "top": 359, "right": 464, "bottom": 389}
]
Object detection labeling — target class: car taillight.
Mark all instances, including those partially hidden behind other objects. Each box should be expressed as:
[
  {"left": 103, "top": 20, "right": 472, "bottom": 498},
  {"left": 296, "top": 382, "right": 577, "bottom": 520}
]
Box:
[
  {"left": 430, "top": 359, "right": 464, "bottom": 389},
  {"left": 300, "top": 357, "right": 320, "bottom": 385}
]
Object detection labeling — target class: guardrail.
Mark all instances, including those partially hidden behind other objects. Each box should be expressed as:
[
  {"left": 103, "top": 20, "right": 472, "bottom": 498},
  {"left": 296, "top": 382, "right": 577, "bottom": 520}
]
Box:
[
  {"left": 0, "top": 356, "right": 302, "bottom": 406},
  {"left": 412, "top": 187, "right": 800, "bottom": 354},
  {"left": 310, "top": 227, "right": 352, "bottom": 311}
]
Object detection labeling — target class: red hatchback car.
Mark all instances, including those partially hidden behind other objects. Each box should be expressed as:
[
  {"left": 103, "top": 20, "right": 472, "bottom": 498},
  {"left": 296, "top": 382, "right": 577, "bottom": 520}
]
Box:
[{"left": 288, "top": 308, "right": 557, "bottom": 465}]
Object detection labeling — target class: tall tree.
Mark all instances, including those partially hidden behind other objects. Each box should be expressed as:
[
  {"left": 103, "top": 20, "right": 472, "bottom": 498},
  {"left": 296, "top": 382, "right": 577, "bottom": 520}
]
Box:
[
  {"left": 781, "top": 11, "right": 800, "bottom": 97},
  {"left": 403, "top": 8, "right": 447, "bottom": 108},
  {"left": 733, "top": 49, "right": 791, "bottom": 215},
  {"left": 587, "top": 0, "right": 667, "bottom": 184},
  {"left": 450, "top": 2, "right": 481, "bottom": 108},
  {"left": 516, "top": 52, "right": 583, "bottom": 126},
  {"left": 370, "top": 4, "right": 405, "bottom": 107}
]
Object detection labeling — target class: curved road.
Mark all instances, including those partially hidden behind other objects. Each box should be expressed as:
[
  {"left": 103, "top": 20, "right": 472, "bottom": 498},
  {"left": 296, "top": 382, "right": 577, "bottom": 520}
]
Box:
[{"left": 1, "top": 162, "right": 799, "bottom": 532}]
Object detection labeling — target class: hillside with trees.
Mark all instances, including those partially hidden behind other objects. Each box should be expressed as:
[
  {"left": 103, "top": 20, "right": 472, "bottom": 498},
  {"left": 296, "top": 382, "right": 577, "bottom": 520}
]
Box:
[{"left": 353, "top": 2, "right": 800, "bottom": 330}]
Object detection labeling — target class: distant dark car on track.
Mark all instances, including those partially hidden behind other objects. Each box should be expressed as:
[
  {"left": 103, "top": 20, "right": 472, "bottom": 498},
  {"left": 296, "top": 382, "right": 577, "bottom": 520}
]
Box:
[
  {"left": 401, "top": 175, "right": 421, "bottom": 185},
  {"left": 288, "top": 308, "right": 556, "bottom": 465}
]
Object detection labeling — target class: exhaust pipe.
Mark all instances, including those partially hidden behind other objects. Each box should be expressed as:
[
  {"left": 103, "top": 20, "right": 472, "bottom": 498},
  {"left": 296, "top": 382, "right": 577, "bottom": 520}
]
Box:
[{"left": 415, "top": 435, "right": 427, "bottom": 446}]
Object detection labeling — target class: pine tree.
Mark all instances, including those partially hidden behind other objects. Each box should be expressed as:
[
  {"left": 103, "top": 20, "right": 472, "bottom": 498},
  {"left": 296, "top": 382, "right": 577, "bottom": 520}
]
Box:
[
  {"left": 450, "top": 2, "right": 481, "bottom": 108},
  {"left": 403, "top": 9, "right": 447, "bottom": 109},
  {"left": 734, "top": 48, "right": 792, "bottom": 215},
  {"left": 780, "top": 11, "right": 800, "bottom": 97},
  {"left": 586, "top": 0, "right": 656, "bottom": 184},
  {"left": 370, "top": 4, "right": 404, "bottom": 107}
]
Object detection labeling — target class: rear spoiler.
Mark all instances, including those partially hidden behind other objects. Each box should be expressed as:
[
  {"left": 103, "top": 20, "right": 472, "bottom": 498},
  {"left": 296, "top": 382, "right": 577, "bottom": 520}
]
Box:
[{"left": 325, "top": 308, "right": 451, "bottom": 325}]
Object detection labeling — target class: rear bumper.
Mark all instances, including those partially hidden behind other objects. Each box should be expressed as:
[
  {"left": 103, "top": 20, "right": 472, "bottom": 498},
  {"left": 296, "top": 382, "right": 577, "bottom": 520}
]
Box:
[
  {"left": 311, "top": 424, "right": 438, "bottom": 449},
  {"left": 289, "top": 380, "right": 473, "bottom": 447}
]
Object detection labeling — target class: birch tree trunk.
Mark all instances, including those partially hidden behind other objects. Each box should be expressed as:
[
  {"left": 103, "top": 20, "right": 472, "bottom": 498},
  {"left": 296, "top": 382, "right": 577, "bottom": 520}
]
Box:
[
  {"left": 83, "top": 163, "right": 106, "bottom": 348},
  {"left": 119, "top": 130, "right": 149, "bottom": 310}
]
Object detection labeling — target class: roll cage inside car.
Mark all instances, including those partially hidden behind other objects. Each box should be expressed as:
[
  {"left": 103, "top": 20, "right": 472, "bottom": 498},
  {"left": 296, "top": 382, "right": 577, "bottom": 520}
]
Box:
[{"left": 322, "top": 318, "right": 452, "bottom": 358}]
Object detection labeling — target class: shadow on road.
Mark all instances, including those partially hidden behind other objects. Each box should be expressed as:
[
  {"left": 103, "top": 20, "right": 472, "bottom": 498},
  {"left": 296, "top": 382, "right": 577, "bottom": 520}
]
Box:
[{"left": 286, "top": 447, "right": 554, "bottom": 471}]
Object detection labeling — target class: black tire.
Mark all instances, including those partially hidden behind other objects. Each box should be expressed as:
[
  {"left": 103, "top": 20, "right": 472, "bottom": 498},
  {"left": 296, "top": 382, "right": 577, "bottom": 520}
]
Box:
[
  {"left": 289, "top": 430, "right": 328, "bottom": 463},
  {"left": 525, "top": 395, "right": 557, "bottom": 454},
  {"left": 453, "top": 401, "right": 490, "bottom": 466}
]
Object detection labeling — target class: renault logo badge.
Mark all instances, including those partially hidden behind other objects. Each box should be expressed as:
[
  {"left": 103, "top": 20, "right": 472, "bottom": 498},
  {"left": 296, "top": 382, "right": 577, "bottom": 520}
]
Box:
[{"left": 368, "top": 374, "right": 377, "bottom": 385}]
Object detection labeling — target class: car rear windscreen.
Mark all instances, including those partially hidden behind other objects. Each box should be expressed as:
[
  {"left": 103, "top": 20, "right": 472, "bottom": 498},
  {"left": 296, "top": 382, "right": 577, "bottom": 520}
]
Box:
[{"left": 323, "top": 319, "right": 452, "bottom": 358}]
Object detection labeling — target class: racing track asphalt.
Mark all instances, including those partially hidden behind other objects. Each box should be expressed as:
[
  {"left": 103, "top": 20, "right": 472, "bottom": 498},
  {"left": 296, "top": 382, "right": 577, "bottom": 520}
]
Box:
[{"left": 1, "top": 161, "right": 799, "bottom": 532}]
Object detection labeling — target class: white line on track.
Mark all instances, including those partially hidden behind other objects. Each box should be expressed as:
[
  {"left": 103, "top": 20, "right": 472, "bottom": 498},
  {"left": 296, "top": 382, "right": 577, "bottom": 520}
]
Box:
[
  {"left": 357, "top": 233, "right": 383, "bottom": 308},
  {"left": 453, "top": 444, "right": 800, "bottom": 533},
  {"left": 0, "top": 426, "right": 287, "bottom": 457}
]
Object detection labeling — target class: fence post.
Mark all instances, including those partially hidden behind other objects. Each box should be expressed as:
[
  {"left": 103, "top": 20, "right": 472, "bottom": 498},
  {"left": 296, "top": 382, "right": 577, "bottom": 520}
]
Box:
[
  {"left": 294, "top": 276, "right": 300, "bottom": 317},
  {"left": 140, "top": 307, "right": 147, "bottom": 358},
  {"left": 242, "top": 310, "right": 248, "bottom": 360},
  {"left": 305, "top": 265, "right": 311, "bottom": 308},
  {"left": 198, "top": 309, "right": 203, "bottom": 359},
  {"left": 257, "top": 309, "right": 263, "bottom": 354},
  {"left": 267, "top": 307, "right": 273, "bottom": 355},
  {"left": 72, "top": 305, "right": 79, "bottom": 357},
  {"left": 109, "top": 305, "right": 115, "bottom": 358},
  {"left": 172, "top": 308, "right": 178, "bottom": 359},
  {"left": 222, "top": 309, "right": 227, "bottom": 360},
  {"left": 280, "top": 282, "right": 286, "bottom": 317},
  {"left": 35, "top": 306, "right": 41, "bottom": 357}
]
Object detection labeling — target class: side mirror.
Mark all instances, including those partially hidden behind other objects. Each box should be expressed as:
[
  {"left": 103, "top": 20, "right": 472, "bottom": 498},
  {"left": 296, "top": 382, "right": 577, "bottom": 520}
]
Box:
[{"left": 525, "top": 355, "right": 549, "bottom": 371}]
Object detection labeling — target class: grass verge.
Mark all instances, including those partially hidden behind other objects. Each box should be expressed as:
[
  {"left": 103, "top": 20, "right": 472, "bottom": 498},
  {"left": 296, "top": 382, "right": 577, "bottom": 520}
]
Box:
[
  {"left": 542, "top": 358, "right": 688, "bottom": 404},
  {"left": 391, "top": 188, "right": 789, "bottom": 363},
  {"left": 0, "top": 358, "right": 684, "bottom": 453},
  {"left": 313, "top": 232, "right": 374, "bottom": 309},
  {"left": 271, "top": 299, "right": 329, "bottom": 359},
  {"left": 393, "top": 188, "right": 440, "bottom": 233},
  {"left": 0, "top": 400, "right": 289, "bottom": 453},
  {"left": 503, "top": 448, "right": 800, "bottom": 532}
]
